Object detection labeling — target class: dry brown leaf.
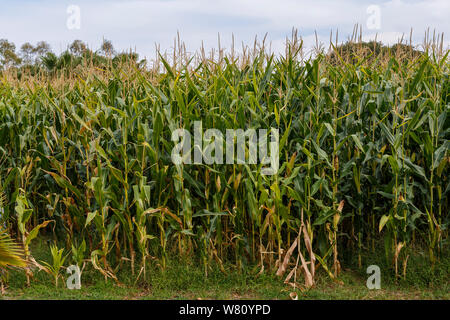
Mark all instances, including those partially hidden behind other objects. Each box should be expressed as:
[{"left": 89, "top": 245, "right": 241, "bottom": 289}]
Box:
[{"left": 276, "top": 232, "right": 299, "bottom": 277}]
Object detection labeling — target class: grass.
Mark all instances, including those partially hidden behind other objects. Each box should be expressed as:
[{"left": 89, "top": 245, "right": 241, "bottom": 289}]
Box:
[{"left": 1, "top": 239, "right": 448, "bottom": 300}]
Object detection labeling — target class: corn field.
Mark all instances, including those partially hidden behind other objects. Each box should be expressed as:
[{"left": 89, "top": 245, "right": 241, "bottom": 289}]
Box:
[{"left": 0, "top": 32, "right": 448, "bottom": 287}]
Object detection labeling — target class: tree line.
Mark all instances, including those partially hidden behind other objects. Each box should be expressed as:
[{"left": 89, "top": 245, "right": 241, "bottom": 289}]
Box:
[{"left": 0, "top": 39, "right": 145, "bottom": 74}]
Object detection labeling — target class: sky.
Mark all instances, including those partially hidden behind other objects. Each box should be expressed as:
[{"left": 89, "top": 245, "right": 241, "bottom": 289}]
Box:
[{"left": 0, "top": 0, "right": 449, "bottom": 60}]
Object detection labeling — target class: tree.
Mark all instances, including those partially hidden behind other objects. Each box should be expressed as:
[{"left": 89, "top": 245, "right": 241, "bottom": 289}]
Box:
[
  {"left": 41, "top": 52, "right": 58, "bottom": 71},
  {"left": 327, "top": 41, "right": 422, "bottom": 66},
  {"left": 0, "top": 39, "right": 21, "bottom": 68},
  {"left": 33, "top": 41, "right": 51, "bottom": 59},
  {"left": 69, "top": 40, "right": 88, "bottom": 56},
  {"left": 100, "top": 39, "right": 115, "bottom": 56},
  {"left": 20, "top": 42, "right": 35, "bottom": 65}
]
